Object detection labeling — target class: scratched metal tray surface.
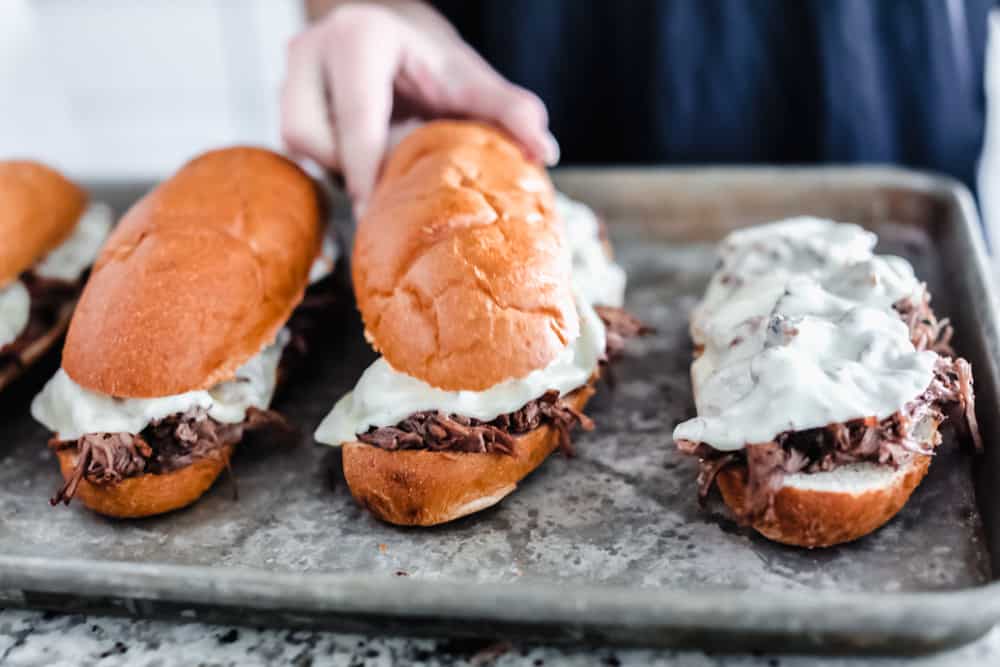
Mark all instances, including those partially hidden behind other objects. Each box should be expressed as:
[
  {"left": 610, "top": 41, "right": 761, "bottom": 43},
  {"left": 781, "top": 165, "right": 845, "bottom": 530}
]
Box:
[{"left": 0, "top": 168, "right": 998, "bottom": 653}]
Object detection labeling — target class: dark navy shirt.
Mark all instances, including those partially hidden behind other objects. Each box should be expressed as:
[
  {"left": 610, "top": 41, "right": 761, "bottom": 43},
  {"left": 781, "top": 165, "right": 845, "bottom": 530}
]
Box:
[{"left": 433, "top": 0, "right": 993, "bottom": 190}]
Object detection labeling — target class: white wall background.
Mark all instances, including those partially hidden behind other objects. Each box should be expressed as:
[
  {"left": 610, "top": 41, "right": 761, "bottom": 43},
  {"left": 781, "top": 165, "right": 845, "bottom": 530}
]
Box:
[{"left": 0, "top": 0, "right": 304, "bottom": 181}]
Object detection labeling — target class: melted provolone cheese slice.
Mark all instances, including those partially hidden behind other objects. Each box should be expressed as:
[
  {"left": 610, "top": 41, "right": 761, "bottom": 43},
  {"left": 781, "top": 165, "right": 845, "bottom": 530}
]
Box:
[
  {"left": 315, "top": 295, "right": 606, "bottom": 445},
  {"left": 0, "top": 281, "right": 31, "bottom": 349},
  {"left": 556, "top": 193, "right": 627, "bottom": 307},
  {"left": 32, "top": 329, "right": 290, "bottom": 440},
  {"left": 308, "top": 232, "right": 339, "bottom": 284},
  {"left": 673, "top": 217, "right": 938, "bottom": 451},
  {"left": 34, "top": 202, "right": 113, "bottom": 282}
]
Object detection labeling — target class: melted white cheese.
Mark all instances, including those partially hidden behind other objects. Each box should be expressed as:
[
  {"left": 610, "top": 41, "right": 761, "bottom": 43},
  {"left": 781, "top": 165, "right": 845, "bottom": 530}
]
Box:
[
  {"left": 308, "top": 232, "right": 339, "bottom": 284},
  {"left": 34, "top": 202, "right": 113, "bottom": 282},
  {"left": 673, "top": 218, "right": 938, "bottom": 451},
  {"left": 31, "top": 329, "right": 290, "bottom": 440},
  {"left": 0, "top": 280, "right": 31, "bottom": 349},
  {"left": 556, "top": 193, "right": 627, "bottom": 307},
  {"left": 315, "top": 296, "right": 606, "bottom": 445}
]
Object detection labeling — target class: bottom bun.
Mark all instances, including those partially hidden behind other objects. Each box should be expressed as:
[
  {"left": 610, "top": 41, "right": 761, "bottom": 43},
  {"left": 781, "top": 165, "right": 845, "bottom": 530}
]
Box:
[
  {"left": 0, "top": 299, "right": 75, "bottom": 391},
  {"left": 716, "top": 454, "right": 932, "bottom": 548},
  {"left": 342, "top": 383, "right": 596, "bottom": 526},
  {"left": 54, "top": 444, "right": 234, "bottom": 519}
]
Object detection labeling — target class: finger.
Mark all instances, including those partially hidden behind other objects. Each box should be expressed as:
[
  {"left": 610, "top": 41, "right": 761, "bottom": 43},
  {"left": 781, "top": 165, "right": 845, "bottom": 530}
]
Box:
[
  {"left": 280, "top": 31, "right": 339, "bottom": 169},
  {"left": 323, "top": 5, "right": 401, "bottom": 205},
  {"left": 494, "top": 86, "right": 560, "bottom": 166},
  {"left": 448, "top": 60, "right": 559, "bottom": 165},
  {"left": 493, "top": 87, "right": 559, "bottom": 166}
]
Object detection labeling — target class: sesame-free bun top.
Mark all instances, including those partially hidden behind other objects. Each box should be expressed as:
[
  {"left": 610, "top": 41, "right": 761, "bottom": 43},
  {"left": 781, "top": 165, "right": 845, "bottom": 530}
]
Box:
[
  {"left": 62, "top": 147, "right": 322, "bottom": 398},
  {"left": 0, "top": 160, "right": 87, "bottom": 287},
  {"left": 353, "top": 121, "right": 578, "bottom": 391}
]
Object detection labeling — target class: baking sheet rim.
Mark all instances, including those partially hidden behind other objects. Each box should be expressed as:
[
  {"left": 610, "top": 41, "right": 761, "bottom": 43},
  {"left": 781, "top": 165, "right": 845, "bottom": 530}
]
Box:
[{"left": 4, "top": 165, "right": 999, "bottom": 648}]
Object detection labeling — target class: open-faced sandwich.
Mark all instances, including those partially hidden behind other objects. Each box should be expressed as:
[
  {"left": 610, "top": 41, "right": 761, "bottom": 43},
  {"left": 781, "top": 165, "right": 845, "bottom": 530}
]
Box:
[{"left": 674, "top": 218, "right": 981, "bottom": 548}]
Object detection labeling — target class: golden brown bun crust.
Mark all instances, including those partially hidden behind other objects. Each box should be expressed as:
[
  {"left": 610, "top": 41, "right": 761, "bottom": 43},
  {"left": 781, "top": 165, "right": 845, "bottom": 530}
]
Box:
[
  {"left": 55, "top": 445, "right": 232, "bottom": 519},
  {"left": 0, "top": 298, "right": 76, "bottom": 392},
  {"left": 0, "top": 161, "right": 87, "bottom": 286},
  {"left": 63, "top": 147, "right": 322, "bottom": 398},
  {"left": 353, "top": 121, "right": 578, "bottom": 391},
  {"left": 716, "top": 454, "right": 932, "bottom": 548},
  {"left": 342, "top": 383, "right": 595, "bottom": 526}
]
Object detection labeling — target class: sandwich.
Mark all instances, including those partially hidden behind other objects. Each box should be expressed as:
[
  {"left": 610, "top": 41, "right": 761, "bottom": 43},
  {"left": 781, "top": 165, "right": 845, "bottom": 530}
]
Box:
[
  {"left": 314, "top": 121, "right": 645, "bottom": 526},
  {"left": 673, "top": 218, "right": 981, "bottom": 548},
  {"left": 31, "top": 147, "right": 337, "bottom": 518},
  {"left": 0, "top": 161, "right": 112, "bottom": 389}
]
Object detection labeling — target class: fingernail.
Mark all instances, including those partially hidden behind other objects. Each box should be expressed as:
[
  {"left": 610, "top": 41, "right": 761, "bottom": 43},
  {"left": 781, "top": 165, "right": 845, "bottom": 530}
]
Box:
[{"left": 543, "top": 131, "right": 560, "bottom": 166}]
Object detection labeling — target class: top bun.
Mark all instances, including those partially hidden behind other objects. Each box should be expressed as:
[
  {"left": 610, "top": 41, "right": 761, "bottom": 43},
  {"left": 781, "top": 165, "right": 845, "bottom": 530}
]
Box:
[
  {"left": 63, "top": 147, "right": 322, "bottom": 398},
  {"left": 0, "top": 160, "right": 87, "bottom": 287},
  {"left": 353, "top": 121, "right": 578, "bottom": 391}
]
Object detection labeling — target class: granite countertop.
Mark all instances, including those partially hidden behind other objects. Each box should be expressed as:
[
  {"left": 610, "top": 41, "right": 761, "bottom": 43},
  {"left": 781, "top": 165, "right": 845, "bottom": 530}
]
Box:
[{"left": 0, "top": 610, "right": 996, "bottom": 666}]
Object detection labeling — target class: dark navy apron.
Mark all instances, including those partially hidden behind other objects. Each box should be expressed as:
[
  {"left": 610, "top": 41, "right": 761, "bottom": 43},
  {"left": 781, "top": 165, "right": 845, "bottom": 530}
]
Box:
[{"left": 433, "top": 0, "right": 992, "bottom": 191}]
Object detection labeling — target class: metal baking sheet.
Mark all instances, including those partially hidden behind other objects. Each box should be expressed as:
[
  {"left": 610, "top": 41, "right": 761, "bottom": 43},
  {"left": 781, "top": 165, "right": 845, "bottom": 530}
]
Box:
[{"left": 0, "top": 168, "right": 998, "bottom": 653}]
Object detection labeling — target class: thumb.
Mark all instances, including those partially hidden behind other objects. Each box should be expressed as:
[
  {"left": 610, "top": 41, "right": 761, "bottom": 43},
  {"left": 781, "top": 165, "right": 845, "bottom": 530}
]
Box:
[{"left": 323, "top": 7, "right": 400, "bottom": 206}]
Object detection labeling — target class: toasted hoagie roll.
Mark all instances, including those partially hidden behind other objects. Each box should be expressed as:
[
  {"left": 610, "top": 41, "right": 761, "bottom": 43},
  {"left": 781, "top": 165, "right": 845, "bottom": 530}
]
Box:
[
  {"left": 32, "top": 147, "right": 338, "bottom": 518},
  {"left": 316, "top": 121, "right": 644, "bottom": 526},
  {"left": 0, "top": 161, "right": 112, "bottom": 389}
]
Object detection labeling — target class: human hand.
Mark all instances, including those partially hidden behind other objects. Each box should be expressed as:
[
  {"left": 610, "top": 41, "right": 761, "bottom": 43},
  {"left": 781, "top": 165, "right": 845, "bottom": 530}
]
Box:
[{"left": 281, "top": 1, "right": 559, "bottom": 211}]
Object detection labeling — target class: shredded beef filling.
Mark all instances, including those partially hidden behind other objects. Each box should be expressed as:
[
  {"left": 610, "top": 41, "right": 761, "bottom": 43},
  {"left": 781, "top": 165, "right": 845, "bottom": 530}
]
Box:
[
  {"left": 677, "top": 289, "right": 982, "bottom": 523},
  {"left": 50, "top": 406, "right": 290, "bottom": 506},
  {"left": 359, "top": 305, "right": 649, "bottom": 455},
  {"left": 895, "top": 288, "right": 954, "bottom": 355},
  {"left": 0, "top": 271, "right": 80, "bottom": 368},
  {"left": 358, "top": 389, "right": 595, "bottom": 455},
  {"left": 596, "top": 305, "right": 654, "bottom": 363},
  {"left": 47, "top": 278, "right": 333, "bottom": 505},
  {"left": 280, "top": 278, "right": 338, "bottom": 379}
]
